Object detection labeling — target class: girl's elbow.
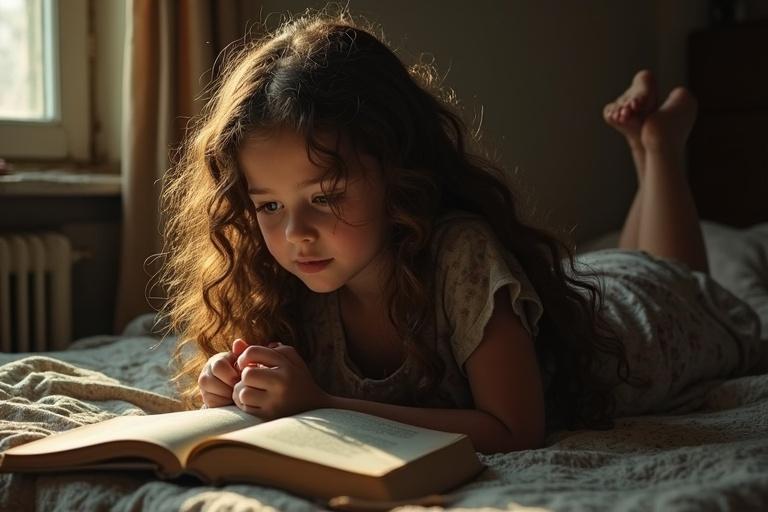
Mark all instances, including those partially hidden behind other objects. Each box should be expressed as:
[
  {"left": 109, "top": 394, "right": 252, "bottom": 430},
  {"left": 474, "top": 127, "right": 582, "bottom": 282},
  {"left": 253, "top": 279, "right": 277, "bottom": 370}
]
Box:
[
  {"left": 522, "top": 429, "right": 546, "bottom": 451},
  {"left": 474, "top": 409, "right": 546, "bottom": 453},
  {"left": 477, "top": 429, "right": 544, "bottom": 454}
]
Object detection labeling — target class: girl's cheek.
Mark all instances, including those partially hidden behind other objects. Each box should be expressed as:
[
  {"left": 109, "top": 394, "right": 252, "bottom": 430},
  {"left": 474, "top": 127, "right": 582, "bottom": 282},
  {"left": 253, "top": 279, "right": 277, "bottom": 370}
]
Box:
[
  {"left": 257, "top": 215, "right": 282, "bottom": 236},
  {"left": 258, "top": 224, "right": 285, "bottom": 256},
  {"left": 327, "top": 199, "right": 362, "bottom": 225}
]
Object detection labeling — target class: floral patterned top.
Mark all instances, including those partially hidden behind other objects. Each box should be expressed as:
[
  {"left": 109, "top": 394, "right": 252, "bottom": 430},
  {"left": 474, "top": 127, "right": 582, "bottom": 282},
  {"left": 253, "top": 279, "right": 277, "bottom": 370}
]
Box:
[{"left": 302, "top": 211, "right": 544, "bottom": 408}]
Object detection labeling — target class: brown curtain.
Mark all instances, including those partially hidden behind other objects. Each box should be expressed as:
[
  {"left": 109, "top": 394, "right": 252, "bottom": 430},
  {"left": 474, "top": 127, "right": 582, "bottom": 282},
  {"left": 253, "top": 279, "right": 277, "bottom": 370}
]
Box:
[{"left": 115, "top": 0, "right": 255, "bottom": 331}]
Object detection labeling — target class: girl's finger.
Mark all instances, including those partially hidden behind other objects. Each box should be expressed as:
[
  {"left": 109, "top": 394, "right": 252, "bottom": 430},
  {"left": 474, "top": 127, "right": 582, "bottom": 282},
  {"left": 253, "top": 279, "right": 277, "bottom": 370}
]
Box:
[
  {"left": 202, "top": 391, "right": 234, "bottom": 408},
  {"left": 272, "top": 344, "right": 304, "bottom": 367},
  {"left": 237, "top": 345, "right": 286, "bottom": 370},
  {"left": 240, "top": 365, "right": 281, "bottom": 389},
  {"left": 198, "top": 372, "right": 236, "bottom": 397},
  {"left": 209, "top": 354, "right": 240, "bottom": 385},
  {"left": 233, "top": 382, "right": 267, "bottom": 410},
  {"left": 235, "top": 402, "right": 262, "bottom": 416},
  {"left": 232, "top": 338, "right": 249, "bottom": 357}
]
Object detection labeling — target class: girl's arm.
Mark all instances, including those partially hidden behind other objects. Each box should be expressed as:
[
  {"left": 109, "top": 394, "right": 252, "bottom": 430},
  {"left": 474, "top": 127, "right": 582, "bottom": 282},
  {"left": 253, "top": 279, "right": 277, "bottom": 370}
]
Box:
[
  {"left": 327, "top": 287, "right": 546, "bottom": 454},
  {"left": 233, "top": 287, "right": 545, "bottom": 454}
]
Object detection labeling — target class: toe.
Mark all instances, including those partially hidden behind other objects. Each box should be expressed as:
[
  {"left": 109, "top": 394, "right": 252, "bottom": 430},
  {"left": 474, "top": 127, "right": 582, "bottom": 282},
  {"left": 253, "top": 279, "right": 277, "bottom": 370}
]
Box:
[
  {"left": 633, "top": 69, "right": 654, "bottom": 86},
  {"left": 630, "top": 70, "right": 658, "bottom": 110},
  {"left": 619, "top": 105, "right": 630, "bottom": 122},
  {"left": 660, "top": 87, "right": 697, "bottom": 112}
]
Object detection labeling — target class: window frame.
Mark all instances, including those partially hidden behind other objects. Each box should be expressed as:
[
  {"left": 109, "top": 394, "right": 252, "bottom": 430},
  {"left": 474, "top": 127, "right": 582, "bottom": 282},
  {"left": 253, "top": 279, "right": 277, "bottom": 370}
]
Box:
[{"left": 0, "top": 0, "right": 91, "bottom": 160}]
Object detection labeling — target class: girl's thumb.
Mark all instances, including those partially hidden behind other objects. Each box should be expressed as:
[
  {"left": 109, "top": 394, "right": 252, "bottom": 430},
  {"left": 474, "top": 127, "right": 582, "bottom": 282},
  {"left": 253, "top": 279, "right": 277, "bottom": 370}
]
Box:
[{"left": 232, "top": 338, "right": 249, "bottom": 356}]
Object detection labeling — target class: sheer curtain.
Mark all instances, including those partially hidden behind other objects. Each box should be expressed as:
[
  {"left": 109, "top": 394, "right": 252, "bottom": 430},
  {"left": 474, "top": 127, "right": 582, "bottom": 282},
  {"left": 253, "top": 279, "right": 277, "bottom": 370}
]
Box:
[{"left": 115, "top": 0, "right": 254, "bottom": 331}]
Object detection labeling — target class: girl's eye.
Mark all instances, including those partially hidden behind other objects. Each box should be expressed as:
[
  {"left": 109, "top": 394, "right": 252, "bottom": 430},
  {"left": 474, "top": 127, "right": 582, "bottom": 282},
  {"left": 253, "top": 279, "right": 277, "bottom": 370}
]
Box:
[
  {"left": 255, "top": 201, "right": 281, "bottom": 214},
  {"left": 313, "top": 193, "right": 344, "bottom": 206}
]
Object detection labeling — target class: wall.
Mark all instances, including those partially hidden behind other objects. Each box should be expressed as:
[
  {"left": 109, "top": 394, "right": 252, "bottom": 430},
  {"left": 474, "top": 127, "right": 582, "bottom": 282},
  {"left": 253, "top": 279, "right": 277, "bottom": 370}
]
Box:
[{"left": 654, "top": 0, "right": 709, "bottom": 95}]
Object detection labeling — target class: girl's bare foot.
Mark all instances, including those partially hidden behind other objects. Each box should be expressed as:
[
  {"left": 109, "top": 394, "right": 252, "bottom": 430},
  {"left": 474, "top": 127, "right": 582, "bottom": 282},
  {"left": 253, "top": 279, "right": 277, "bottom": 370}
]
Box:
[
  {"left": 640, "top": 87, "right": 698, "bottom": 159},
  {"left": 603, "top": 69, "right": 659, "bottom": 149}
]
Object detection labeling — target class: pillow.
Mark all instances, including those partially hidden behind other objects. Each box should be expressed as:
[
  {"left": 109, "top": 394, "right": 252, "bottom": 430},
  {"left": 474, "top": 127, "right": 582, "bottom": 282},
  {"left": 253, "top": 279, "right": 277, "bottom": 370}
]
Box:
[{"left": 704, "top": 222, "right": 768, "bottom": 332}]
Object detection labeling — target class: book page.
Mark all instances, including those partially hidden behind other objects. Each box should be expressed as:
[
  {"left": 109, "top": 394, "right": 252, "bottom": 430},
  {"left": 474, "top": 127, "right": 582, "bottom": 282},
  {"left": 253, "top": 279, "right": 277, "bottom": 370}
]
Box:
[
  {"left": 209, "top": 409, "right": 464, "bottom": 476},
  {"left": 5, "top": 406, "right": 261, "bottom": 467}
]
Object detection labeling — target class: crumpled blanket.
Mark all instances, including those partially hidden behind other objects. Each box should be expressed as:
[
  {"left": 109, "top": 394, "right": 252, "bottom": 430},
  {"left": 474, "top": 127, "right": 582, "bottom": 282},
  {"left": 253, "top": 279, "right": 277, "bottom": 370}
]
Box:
[{"left": 1, "top": 336, "right": 767, "bottom": 511}]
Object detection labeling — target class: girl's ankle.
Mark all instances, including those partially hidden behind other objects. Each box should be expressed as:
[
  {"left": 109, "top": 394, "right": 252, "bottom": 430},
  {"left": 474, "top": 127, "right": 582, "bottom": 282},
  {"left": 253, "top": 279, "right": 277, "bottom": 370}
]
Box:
[{"left": 643, "top": 144, "right": 685, "bottom": 163}]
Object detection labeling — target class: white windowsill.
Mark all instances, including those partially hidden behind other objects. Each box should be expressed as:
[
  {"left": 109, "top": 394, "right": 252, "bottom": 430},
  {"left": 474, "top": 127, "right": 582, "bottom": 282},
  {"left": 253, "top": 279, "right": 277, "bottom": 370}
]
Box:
[{"left": 0, "top": 170, "right": 121, "bottom": 197}]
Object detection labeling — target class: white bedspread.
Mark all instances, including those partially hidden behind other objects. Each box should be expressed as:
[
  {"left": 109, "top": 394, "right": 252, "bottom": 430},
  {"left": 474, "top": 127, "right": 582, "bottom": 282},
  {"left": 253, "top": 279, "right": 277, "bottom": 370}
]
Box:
[{"left": 1, "top": 222, "right": 767, "bottom": 511}]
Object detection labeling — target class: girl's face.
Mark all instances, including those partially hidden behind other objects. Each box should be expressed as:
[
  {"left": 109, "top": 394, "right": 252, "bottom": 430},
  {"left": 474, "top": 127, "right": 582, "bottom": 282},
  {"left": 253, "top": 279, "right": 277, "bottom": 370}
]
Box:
[{"left": 239, "top": 128, "right": 392, "bottom": 298}]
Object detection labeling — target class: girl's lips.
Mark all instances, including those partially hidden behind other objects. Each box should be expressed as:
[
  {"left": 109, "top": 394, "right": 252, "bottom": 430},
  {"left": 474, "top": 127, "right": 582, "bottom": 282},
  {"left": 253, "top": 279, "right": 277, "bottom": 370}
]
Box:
[{"left": 296, "top": 258, "right": 333, "bottom": 273}]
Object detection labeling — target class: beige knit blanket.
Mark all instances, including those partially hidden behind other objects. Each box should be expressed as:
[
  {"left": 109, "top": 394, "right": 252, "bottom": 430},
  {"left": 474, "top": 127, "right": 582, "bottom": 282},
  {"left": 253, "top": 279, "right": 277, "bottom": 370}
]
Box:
[{"left": 1, "top": 333, "right": 766, "bottom": 511}]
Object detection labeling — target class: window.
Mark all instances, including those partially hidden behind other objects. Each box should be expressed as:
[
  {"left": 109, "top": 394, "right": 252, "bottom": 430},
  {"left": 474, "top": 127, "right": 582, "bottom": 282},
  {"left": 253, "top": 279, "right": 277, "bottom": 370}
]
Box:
[
  {"left": 0, "top": 0, "right": 51, "bottom": 120},
  {"left": 0, "top": 0, "right": 90, "bottom": 160}
]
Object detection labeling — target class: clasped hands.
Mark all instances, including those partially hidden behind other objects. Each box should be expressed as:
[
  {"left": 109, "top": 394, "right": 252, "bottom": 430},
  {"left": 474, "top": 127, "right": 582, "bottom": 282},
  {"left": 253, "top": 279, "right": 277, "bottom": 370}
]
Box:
[{"left": 198, "top": 338, "right": 331, "bottom": 419}]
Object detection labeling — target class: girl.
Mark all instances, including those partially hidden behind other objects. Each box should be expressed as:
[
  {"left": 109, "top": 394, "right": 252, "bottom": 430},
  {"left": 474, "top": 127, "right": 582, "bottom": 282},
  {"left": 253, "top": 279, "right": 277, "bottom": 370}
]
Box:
[{"left": 159, "top": 11, "right": 765, "bottom": 454}]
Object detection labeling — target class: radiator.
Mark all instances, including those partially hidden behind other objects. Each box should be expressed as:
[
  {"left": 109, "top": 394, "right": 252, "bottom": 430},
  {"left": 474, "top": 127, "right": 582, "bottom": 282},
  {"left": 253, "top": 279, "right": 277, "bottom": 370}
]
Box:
[{"left": 0, "top": 233, "right": 72, "bottom": 352}]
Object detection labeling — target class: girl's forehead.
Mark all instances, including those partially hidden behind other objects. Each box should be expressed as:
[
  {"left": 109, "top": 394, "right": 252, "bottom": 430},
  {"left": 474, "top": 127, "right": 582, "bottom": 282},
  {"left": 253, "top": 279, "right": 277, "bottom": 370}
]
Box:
[
  {"left": 238, "top": 128, "right": 380, "bottom": 177},
  {"left": 239, "top": 129, "right": 314, "bottom": 165}
]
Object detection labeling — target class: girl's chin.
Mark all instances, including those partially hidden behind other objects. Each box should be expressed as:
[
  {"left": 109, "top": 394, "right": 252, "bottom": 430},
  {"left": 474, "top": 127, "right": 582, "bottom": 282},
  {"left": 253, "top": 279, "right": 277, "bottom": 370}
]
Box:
[{"left": 297, "top": 277, "right": 342, "bottom": 294}]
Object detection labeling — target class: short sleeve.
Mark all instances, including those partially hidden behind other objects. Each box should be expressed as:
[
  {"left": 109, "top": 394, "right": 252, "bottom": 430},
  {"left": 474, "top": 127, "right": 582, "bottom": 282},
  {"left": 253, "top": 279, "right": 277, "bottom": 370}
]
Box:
[{"left": 434, "top": 217, "right": 544, "bottom": 372}]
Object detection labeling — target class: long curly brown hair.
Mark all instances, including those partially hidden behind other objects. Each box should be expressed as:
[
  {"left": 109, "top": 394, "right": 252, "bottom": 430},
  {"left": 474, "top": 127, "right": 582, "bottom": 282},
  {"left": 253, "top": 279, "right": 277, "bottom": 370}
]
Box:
[{"left": 159, "top": 7, "right": 638, "bottom": 430}]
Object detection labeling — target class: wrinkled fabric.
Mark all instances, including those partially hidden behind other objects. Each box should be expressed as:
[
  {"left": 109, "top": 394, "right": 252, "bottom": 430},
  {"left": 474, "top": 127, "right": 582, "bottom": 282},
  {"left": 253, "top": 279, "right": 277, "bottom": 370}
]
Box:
[
  {"left": 0, "top": 334, "right": 767, "bottom": 511},
  {"left": 576, "top": 249, "right": 765, "bottom": 417}
]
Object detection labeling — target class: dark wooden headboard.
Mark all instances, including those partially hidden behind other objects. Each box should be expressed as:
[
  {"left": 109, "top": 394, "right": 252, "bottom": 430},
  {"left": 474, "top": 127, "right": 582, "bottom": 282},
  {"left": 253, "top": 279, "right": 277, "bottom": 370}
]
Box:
[{"left": 687, "top": 21, "right": 768, "bottom": 227}]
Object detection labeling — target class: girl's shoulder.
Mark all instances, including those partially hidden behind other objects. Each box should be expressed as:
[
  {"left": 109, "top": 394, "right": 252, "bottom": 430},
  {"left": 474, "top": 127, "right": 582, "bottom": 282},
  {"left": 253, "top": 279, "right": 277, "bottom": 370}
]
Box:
[
  {"left": 430, "top": 210, "right": 544, "bottom": 340},
  {"left": 432, "top": 209, "right": 493, "bottom": 236},
  {"left": 430, "top": 210, "right": 501, "bottom": 257},
  {"left": 432, "top": 209, "right": 487, "bottom": 228},
  {"left": 430, "top": 209, "right": 529, "bottom": 282}
]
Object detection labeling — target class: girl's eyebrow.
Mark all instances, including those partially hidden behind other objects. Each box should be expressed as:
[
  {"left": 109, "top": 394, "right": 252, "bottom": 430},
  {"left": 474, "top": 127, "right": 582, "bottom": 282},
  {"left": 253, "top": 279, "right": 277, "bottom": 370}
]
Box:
[{"left": 247, "top": 175, "right": 329, "bottom": 195}]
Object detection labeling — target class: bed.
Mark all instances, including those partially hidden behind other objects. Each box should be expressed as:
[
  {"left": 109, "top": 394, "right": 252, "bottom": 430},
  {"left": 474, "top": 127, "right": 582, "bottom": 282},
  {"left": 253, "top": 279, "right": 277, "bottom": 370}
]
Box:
[{"left": 1, "top": 221, "right": 767, "bottom": 511}]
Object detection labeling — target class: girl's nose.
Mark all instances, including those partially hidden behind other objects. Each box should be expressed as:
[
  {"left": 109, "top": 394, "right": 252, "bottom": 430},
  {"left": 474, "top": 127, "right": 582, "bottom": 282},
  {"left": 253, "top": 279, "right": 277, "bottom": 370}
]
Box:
[{"left": 285, "top": 211, "right": 318, "bottom": 244}]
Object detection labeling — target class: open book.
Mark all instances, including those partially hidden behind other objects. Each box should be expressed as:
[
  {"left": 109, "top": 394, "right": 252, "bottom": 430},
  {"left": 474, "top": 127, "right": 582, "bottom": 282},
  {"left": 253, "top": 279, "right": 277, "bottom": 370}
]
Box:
[{"left": 0, "top": 406, "right": 484, "bottom": 501}]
